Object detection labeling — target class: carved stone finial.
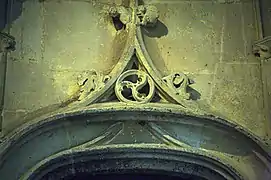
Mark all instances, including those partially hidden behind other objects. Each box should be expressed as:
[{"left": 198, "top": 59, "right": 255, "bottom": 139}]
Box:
[
  {"left": 253, "top": 36, "right": 271, "bottom": 61},
  {"left": 115, "top": 70, "right": 155, "bottom": 103},
  {"left": 136, "top": 5, "right": 159, "bottom": 27},
  {"left": 107, "top": 5, "right": 131, "bottom": 30},
  {"left": 163, "top": 72, "right": 193, "bottom": 100},
  {"left": 0, "top": 32, "right": 16, "bottom": 53}
]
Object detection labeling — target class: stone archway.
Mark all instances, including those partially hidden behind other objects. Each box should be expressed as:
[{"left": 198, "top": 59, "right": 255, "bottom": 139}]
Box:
[
  {"left": 0, "top": 106, "right": 270, "bottom": 179},
  {"left": 0, "top": 0, "right": 271, "bottom": 179}
]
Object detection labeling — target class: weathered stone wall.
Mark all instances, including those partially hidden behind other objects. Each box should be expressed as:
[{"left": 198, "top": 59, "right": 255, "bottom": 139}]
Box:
[
  {"left": 143, "top": 0, "right": 270, "bottom": 141},
  {"left": 260, "top": 0, "right": 271, "bottom": 37},
  {"left": 0, "top": 0, "right": 270, "bottom": 145},
  {"left": 260, "top": 0, "right": 271, "bottom": 144},
  {"left": 2, "top": 0, "right": 121, "bottom": 132},
  {"left": 0, "top": 0, "right": 8, "bottom": 133}
]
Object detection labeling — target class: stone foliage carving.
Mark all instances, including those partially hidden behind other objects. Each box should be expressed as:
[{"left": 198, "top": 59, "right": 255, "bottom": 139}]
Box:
[
  {"left": 105, "top": 5, "right": 132, "bottom": 31},
  {"left": 0, "top": 2, "right": 269, "bottom": 180},
  {"left": 253, "top": 36, "right": 271, "bottom": 61},
  {"left": 77, "top": 70, "right": 110, "bottom": 101},
  {"left": 136, "top": 5, "right": 159, "bottom": 27},
  {"left": 253, "top": 45, "right": 271, "bottom": 61},
  {"left": 163, "top": 72, "right": 193, "bottom": 100},
  {"left": 0, "top": 32, "right": 16, "bottom": 53},
  {"left": 108, "top": 6, "right": 131, "bottom": 25},
  {"left": 115, "top": 70, "right": 155, "bottom": 103}
]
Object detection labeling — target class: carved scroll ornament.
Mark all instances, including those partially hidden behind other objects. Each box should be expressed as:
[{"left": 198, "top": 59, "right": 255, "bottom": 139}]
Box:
[
  {"left": 0, "top": 32, "right": 16, "bottom": 53},
  {"left": 253, "top": 36, "right": 271, "bottom": 61},
  {"left": 77, "top": 70, "right": 110, "bottom": 101},
  {"left": 163, "top": 72, "right": 193, "bottom": 100}
]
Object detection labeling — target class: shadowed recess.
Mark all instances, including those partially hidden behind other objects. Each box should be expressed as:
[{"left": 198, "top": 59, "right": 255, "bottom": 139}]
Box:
[{"left": 64, "top": 172, "right": 206, "bottom": 180}]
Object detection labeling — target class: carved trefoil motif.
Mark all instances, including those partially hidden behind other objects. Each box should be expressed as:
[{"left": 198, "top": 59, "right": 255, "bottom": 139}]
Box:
[
  {"left": 115, "top": 70, "right": 155, "bottom": 103},
  {"left": 58, "top": 2, "right": 196, "bottom": 107},
  {"left": 0, "top": 1, "right": 270, "bottom": 180}
]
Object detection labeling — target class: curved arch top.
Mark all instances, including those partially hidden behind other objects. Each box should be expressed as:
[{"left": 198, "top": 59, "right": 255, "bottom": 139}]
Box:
[
  {"left": 0, "top": 1, "right": 270, "bottom": 180},
  {"left": 0, "top": 102, "right": 270, "bottom": 180},
  {"left": 22, "top": 146, "right": 242, "bottom": 180},
  {"left": 133, "top": 0, "right": 270, "bottom": 148}
]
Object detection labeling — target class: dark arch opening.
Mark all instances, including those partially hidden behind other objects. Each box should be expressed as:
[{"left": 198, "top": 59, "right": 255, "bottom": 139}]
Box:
[
  {"left": 25, "top": 148, "right": 239, "bottom": 180},
  {"left": 64, "top": 171, "right": 206, "bottom": 180}
]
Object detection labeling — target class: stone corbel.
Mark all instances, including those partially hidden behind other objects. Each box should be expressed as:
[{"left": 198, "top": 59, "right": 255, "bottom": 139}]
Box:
[
  {"left": 252, "top": 36, "right": 271, "bottom": 61},
  {"left": 0, "top": 32, "right": 16, "bottom": 53}
]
